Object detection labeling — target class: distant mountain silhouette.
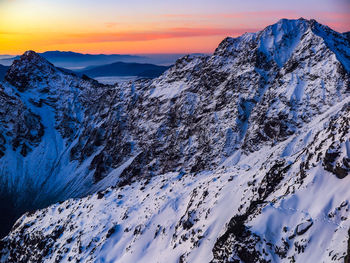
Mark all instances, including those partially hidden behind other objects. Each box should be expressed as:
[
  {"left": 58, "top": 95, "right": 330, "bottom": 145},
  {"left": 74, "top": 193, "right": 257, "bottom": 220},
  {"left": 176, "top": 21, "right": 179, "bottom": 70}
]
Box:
[
  {"left": 0, "top": 51, "right": 145, "bottom": 68},
  {"left": 0, "top": 51, "right": 186, "bottom": 69},
  {"left": 78, "top": 61, "right": 170, "bottom": 78},
  {"left": 0, "top": 55, "right": 169, "bottom": 80}
]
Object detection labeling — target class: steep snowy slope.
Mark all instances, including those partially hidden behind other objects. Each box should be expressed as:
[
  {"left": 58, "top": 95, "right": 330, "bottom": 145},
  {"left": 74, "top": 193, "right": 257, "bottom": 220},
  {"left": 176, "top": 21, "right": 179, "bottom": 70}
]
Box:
[
  {"left": 1, "top": 97, "right": 350, "bottom": 263},
  {"left": 0, "top": 52, "right": 117, "bottom": 236},
  {"left": 0, "top": 18, "right": 350, "bottom": 262}
]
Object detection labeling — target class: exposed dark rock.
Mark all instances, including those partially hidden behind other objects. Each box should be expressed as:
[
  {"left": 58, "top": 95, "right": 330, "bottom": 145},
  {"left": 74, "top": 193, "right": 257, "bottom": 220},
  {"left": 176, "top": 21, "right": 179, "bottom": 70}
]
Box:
[{"left": 296, "top": 220, "right": 313, "bottom": 235}]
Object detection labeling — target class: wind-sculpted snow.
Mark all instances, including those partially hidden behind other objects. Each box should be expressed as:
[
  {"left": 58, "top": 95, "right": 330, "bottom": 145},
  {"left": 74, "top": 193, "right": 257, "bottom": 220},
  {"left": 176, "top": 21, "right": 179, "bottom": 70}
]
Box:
[
  {"left": 0, "top": 18, "right": 350, "bottom": 262},
  {"left": 1, "top": 100, "right": 350, "bottom": 263}
]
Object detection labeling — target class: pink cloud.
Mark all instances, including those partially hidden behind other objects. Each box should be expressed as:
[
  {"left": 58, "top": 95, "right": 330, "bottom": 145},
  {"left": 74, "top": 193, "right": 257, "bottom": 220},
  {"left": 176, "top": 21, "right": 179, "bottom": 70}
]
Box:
[
  {"left": 105, "top": 22, "right": 119, "bottom": 28},
  {"left": 161, "top": 10, "right": 298, "bottom": 19},
  {"left": 62, "top": 27, "right": 258, "bottom": 44}
]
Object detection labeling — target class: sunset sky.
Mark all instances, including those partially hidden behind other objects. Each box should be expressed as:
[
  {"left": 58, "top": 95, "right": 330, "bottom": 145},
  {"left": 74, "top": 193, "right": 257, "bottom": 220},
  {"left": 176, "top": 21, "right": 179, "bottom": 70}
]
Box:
[{"left": 1, "top": 0, "right": 349, "bottom": 55}]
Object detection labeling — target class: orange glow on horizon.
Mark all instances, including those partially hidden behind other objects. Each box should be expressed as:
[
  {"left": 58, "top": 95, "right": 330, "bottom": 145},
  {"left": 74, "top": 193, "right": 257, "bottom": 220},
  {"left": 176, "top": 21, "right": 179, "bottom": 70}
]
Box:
[
  {"left": 0, "top": 26, "right": 257, "bottom": 55},
  {"left": 0, "top": 0, "right": 349, "bottom": 55}
]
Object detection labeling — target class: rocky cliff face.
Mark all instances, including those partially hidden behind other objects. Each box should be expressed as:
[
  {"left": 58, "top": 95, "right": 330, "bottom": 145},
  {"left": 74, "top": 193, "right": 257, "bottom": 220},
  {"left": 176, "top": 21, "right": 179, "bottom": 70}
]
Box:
[
  {"left": 0, "top": 18, "right": 350, "bottom": 262},
  {"left": 69, "top": 17, "right": 350, "bottom": 185}
]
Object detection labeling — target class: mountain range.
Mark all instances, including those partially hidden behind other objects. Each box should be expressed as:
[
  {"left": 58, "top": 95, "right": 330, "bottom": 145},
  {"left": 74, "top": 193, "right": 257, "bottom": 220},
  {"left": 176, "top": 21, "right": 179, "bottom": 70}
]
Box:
[
  {"left": 0, "top": 52, "right": 172, "bottom": 80},
  {"left": 0, "top": 51, "right": 144, "bottom": 68},
  {"left": 0, "top": 59, "right": 169, "bottom": 82},
  {"left": 0, "top": 18, "right": 349, "bottom": 262},
  {"left": 0, "top": 51, "right": 184, "bottom": 69},
  {"left": 78, "top": 62, "right": 170, "bottom": 78}
]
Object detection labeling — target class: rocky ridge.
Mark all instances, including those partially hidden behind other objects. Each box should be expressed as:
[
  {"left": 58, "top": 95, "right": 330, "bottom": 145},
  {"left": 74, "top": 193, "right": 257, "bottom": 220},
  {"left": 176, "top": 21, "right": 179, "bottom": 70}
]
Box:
[{"left": 0, "top": 18, "right": 349, "bottom": 262}]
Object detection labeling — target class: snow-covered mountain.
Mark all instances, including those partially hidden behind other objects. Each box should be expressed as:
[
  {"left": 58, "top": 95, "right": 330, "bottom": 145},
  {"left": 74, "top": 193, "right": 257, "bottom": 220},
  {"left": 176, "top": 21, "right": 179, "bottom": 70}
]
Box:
[{"left": 0, "top": 18, "right": 350, "bottom": 262}]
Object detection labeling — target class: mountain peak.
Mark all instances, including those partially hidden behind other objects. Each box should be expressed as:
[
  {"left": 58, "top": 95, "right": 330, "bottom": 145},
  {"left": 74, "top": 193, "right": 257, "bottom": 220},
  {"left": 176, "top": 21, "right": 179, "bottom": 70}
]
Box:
[
  {"left": 23, "top": 50, "right": 40, "bottom": 58},
  {"left": 214, "top": 18, "right": 350, "bottom": 71},
  {"left": 274, "top": 17, "right": 319, "bottom": 27},
  {"left": 19, "top": 50, "right": 53, "bottom": 66},
  {"left": 5, "top": 51, "right": 57, "bottom": 92}
]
